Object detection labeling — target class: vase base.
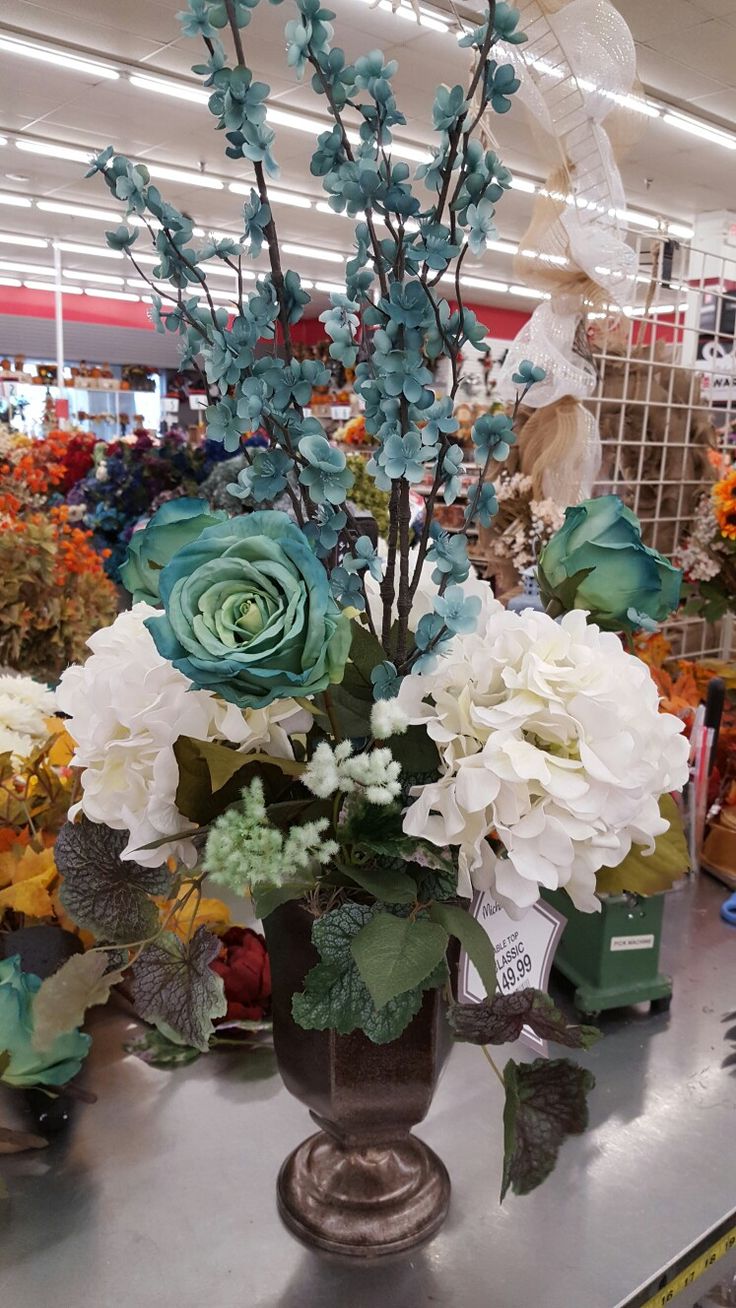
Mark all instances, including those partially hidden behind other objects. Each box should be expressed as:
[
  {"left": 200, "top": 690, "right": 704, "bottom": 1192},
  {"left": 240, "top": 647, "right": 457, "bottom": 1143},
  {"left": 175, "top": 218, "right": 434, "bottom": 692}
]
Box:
[{"left": 277, "top": 1130, "right": 450, "bottom": 1258}]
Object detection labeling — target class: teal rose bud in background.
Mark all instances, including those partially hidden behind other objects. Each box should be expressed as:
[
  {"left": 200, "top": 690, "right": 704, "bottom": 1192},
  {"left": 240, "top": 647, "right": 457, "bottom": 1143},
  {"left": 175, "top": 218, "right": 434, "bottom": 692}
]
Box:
[
  {"left": 0, "top": 955, "right": 91, "bottom": 1088},
  {"left": 537, "top": 495, "right": 682, "bottom": 633},
  {"left": 145, "top": 509, "right": 352, "bottom": 708},
  {"left": 121, "top": 497, "right": 228, "bottom": 605}
]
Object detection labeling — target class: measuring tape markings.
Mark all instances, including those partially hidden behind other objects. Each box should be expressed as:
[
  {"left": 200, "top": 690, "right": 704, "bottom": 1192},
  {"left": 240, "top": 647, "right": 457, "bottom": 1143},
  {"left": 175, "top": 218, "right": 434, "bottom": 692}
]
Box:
[{"left": 639, "top": 1225, "right": 736, "bottom": 1307}]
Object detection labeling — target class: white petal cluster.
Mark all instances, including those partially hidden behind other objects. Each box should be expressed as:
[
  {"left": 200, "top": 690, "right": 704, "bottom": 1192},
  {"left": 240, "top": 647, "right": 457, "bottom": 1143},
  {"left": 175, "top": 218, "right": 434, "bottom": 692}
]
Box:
[
  {"left": 370, "top": 698, "right": 409, "bottom": 739},
  {"left": 303, "top": 740, "right": 402, "bottom": 806},
  {"left": 0, "top": 674, "right": 57, "bottom": 764},
  {"left": 400, "top": 607, "right": 690, "bottom": 914},
  {"left": 57, "top": 604, "right": 310, "bottom": 868}
]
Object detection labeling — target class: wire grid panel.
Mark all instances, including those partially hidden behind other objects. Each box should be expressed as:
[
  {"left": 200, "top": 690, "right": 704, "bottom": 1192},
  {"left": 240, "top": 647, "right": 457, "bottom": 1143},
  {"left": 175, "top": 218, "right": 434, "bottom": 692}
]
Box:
[{"left": 587, "top": 228, "right": 735, "bottom": 661}]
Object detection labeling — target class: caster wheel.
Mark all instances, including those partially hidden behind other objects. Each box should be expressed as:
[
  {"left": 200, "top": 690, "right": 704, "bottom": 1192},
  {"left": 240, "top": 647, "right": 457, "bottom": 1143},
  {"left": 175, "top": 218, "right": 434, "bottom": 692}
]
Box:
[{"left": 651, "top": 995, "right": 672, "bottom": 1014}]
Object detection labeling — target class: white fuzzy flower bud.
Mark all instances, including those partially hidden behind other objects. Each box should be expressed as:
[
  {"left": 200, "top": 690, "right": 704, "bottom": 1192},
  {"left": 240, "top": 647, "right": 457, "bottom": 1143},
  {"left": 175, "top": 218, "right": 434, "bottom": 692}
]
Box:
[{"left": 370, "top": 699, "right": 409, "bottom": 739}]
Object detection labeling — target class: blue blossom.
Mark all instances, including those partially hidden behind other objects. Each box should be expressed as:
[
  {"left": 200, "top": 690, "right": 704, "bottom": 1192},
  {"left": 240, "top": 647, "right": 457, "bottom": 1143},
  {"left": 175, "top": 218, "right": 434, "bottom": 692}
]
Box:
[
  {"left": 434, "top": 584, "right": 481, "bottom": 635},
  {"left": 494, "top": 2, "right": 527, "bottom": 44},
  {"left": 466, "top": 198, "right": 496, "bottom": 255},
  {"left": 422, "top": 396, "right": 458, "bottom": 445},
  {"left": 432, "top": 84, "right": 469, "bottom": 132},
  {"left": 192, "top": 39, "right": 229, "bottom": 87},
  {"left": 210, "top": 66, "right": 269, "bottom": 132},
  {"left": 229, "top": 448, "right": 293, "bottom": 501},
  {"left": 383, "top": 162, "right": 419, "bottom": 218},
  {"left": 105, "top": 224, "right": 138, "bottom": 253},
  {"left": 377, "top": 430, "right": 432, "bottom": 483},
  {"left": 236, "top": 377, "right": 268, "bottom": 431},
  {"left": 283, "top": 269, "right": 311, "bottom": 323},
  {"left": 343, "top": 536, "right": 383, "bottom": 582},
  {"left": 299, "top": 434, "right": 354, "bottom": 505},
  {"left": 206, "top": 397, "right": 243, "bottom": 452},
  {"left": 464, "top": 481, "right": 498, "bottom": 528},
  {"left": 303, "top": 507, "right": 346, "bottom": 557},
  {"left": 85, "top": 145, "right": 113, "bottom": 179},
  {"left": 330, "top": 566, "right": 365, "bottom": 610},
  {"left": 241, "top": 188, "right": 271, "bottom": 257},
  {"left": 204, "top": 328, "right": 253, "bottom": 388},
  {"left": 415, "top": 142, "right": 449, "bottom": 193},
  {"left": 370, "top": 660, "right": 402, "bottom": 701},
  {"left": 485, "top": 62, "right": 521, "bottom": 115},
  {"left": 177, "top": 0, "right": 219, "bottom": 38},
  {"left": 427, "top": 530, "right": 470, "bottom": 584},
  {"left": 225, "top": 120, "right": 278, "bottom": 175},
  {"left": 441, "top": 444, "right": 464, "bottom": 504},
  {"left": 379, "top": 279, "right": 429, "bottom": 329},
  {"left": 286, "top": 1, "right": 335, "bottom": 79},
  {"left": 353, "top": 50, "right": 398, "bottom": 101},
  {"left": 114, "top": 162, "right": 150, "bottom": 216},
  {"left": 457, "top": 21, "right": 488, "bottom": 49},
  {"left": 247, "top": 280, "right": 280, "bottom": 335},
  {"left": 415, "top": 612, "right": 444, "bottom": 651},
  {"left": 413, "top": 612, "right": 453, "bottom": 671},
  {"left": 310, "top": 45, "right": 354, "bottom": 109},
  {"left": 626, "top": 607, "right": 659, "bottom": 633},
  {"left": 512, "top": 358, "right": 547, "bottom": 387},
  {"left": 414, "top": 221, "right": 460, "bottom": 272},
  {"left": 207, "top": 0, "right": 258, "bottom": 27},
  {"left": 472, "top": 412, "right": 516, "bottom": 463},
  {"left": 320, "top": 294, "right": 359, "bottom": 365},
  {"left": 311, "top": 125, "right": 345, "bottom": 176}
]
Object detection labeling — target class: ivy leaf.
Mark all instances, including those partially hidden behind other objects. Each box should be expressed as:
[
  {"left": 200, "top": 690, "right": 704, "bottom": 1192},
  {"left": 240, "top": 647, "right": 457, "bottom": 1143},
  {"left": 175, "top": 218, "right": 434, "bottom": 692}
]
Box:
[
  {"left": 130, "top": 926, "right": 227, "bottom": 1052},
  {"left": 350, "top": 912, "right": 449, "bottom": 1009},
  {"left": 429, "top": 901, "right": 497, "bottom": 1000},
  {"left": 449, "top": 988, "right": 599, "bottom": 1049},
  {"left": 56, "top": 818, "right": 172, "bottom": 942},
  {"left": 596, "top": 795, "right": 689, "bottom": 895},
  {"left": 251, "top": 878, "right": 313, "bottom": 920},
  {"left": 32, "top": 952, "right": 124, "bottom": 1052},
  {"left": 292, "top": 902, "right": 447, "bottom": 1045},
  {"left": 327, "top": 669, "right": 374, "bottom": 738},
  {"left": 123, "top": 1029, "right": 202, "bottom": 1069},
  {"left": 348, "top": 621, "right": 388, "bottom": 682},
  {"left": 501, "top": 1058, "right": 595, "bottom": 1200},
  {"left": 344, "top": 863, "right": 417, "bottom": 904}
]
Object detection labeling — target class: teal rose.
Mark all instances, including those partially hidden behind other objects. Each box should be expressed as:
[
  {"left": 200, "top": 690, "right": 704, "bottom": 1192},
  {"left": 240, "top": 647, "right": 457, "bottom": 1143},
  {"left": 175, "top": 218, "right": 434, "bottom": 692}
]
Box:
[
  {"left": 121, "top": 497, "right": 227, "bottom": 605},
  {"left": 145, "top": 509, "right": 352, "bottom": 708},
  {"left": 0, "top": 955, "right": 91, "bottom": 1088},
  {"left": 537, "top": 495, "right": 682, "bottom": 633}
]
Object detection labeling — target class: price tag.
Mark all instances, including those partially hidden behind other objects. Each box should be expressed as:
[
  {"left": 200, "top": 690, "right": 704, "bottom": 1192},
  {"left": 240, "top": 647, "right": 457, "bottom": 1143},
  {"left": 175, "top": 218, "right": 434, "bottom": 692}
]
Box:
[{"left": 458, "top": 892, "right": 566, "bottom": 1052}]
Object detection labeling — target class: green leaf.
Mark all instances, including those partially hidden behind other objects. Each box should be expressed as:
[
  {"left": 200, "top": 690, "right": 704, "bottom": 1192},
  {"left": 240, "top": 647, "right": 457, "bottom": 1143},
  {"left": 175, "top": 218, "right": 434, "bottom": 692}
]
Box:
[
  {"left": 450, "top": 988, "right": 600, "bottom": 1049},
  {"left": 32, "top": 951, "right": 124, "bottom": 1052},
  {"left": 349, "top": 621, "right": 388, "bottom": 682},
  {"left": 173, "top": 736, "right": 292, "bottom": 824},
  {"left": 193, "top": 737, "right": 304, "bottom": 792},
  {"left": 339, "top": 803, "right": 453, "bottom": 873},
  {"left": 327, "top": 671, "right": 374, "bottom": 739},
  {"left": 429, "top": 901, "right": 497, "bottom": 999},
  {"left": 56, "top": 818, "right": 172, "bottom": 943},
  {"left": 130, "top": 926, "right": 227, "bottom": 1052},
  {"left": 123, "top": 1029, "right": 201, "bottom": 1069},
  {"left": 350, "top": 912, "right": 449, "bottom": 1009},
  {"left": 501, "top": 1057, "right": 595, "bottom": 1201},
  {"left": 344, "top": 862, "right": 417, "bottom": 904},
  {"left": 266, "top": 797, "right": 332, "bottom": 830},
  {"left": 252, "top": 879, "right": 312, "bottom": 920},
  {"left": 596, "top": 794, "right": 689, "bottom": 896},
  {"left": 389, "top": 724, "right": 440, "bottom": 777},
  {"left": 292, "top": 902, "right": 447, "bottom": 1044}
]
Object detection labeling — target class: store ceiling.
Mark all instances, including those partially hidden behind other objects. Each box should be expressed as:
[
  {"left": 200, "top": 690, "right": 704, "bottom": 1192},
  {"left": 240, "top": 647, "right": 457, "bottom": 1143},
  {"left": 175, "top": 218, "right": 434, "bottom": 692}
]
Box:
[{"left": 0, "top": 0, "right": 734, "bottom": 314}]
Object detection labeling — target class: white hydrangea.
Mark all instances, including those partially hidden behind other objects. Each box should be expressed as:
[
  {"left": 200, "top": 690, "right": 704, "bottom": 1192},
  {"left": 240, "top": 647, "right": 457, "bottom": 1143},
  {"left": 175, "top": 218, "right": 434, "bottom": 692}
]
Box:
[
  {"left": 370, "top": 698, "right": 409, "bottom": 740},
  {"left": 303, "top": 740, "right": 402, "bottom": 806},
  {"left": 57, "top": 604, "right": 310, "bottom": 868},
  {"left": 399, "top": 607, "right": 690, "bottom": 915},
  {"left": 0, "top": 674, "right": 57, "bottom": 764}
]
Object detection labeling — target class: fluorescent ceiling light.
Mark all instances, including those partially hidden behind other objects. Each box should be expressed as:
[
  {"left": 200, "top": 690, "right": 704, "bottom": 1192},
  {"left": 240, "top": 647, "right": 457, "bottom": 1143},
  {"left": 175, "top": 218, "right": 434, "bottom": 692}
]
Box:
[
  {"left": 315, "top": 280, "right": 347, "bottom": 294},
  {"left": 229, "top": 181, "right": 311, "bottom": 209},
  {"left": 37, "top": 199, "right": 118, "bottom": 222},
  {"left": 128, "top": 74, "right": 207, "bottom": 105},
  {"left": 0, "top": 276, "right": 21, "bottom": 286},
  {"left": 667, "top": 220, "right": 695, "bottom": 240},
  {"left": 0, "top": 193, "right": 31, "bottom": 208},
  {"left": 663, "top": 110, "right": 736, "bottom": 149},
  {"left": 0, "top": 137, "right": 6, "bottom": 147},
  {"left": 132, "top": 252, "right": 159, "bottom": 266},
  {"left": 461, "top": 275, "right": 508, "bottom": 293},
  {"left": 201, "top": 264, "right": 239, "bottom": 278},
  {"left": 146, "top": 163, "right": 223, "bottom": 190},
  {"left": 15, "top": 139, "right": 92, "bottom": 165},
  {"left": 24, "top": 280, "right": 83, "bottom": 294},
  {"left": 266, "top": 106, "right": 335, "bottom": 137},
  {"left": 283, "top": 241, "right": 343, "bottom": 264},
  {"left": 0, "top": 35, "right": 118, "bottom": 79},
  {"left": 508, "top": 285, "right": 549, "bottom": 300},
  {"left": 84, "top": 288, "right": 140, "bottom": 302},
  {"left": 615, "top": 208, "right": 659, "bottom": 231},
  {"left": 57, "top": 241, "right": 123, "bottom": 260},
  {"left": 0, "top": 232, "right": 47, "bottom": 249},
  {"left": 521, "top": 247, "right": 568, "bottom": 266},
  {"left": 509, "top": 176, "right": 537, "bottom": 195},
  {"left": 64, "top": 269, "right": 125, "bottom": 285},
  {"left": 355, "top": 0, "right": 449, "bottom": 32},
  {"left": 0, "top": 258, "right": 54, "bottom": 275},
  {"left": 487, "top": 238, "right": 518, "bottom": 255}
]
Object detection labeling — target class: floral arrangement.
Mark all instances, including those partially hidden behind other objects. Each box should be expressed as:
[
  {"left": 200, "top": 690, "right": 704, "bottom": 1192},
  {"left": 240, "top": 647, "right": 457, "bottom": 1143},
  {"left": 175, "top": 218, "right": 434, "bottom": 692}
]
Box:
[
  {"left": 0, "top": 427, "right": 97, "bottom": 514},
  {"left": 479, "top": 470, "right": 564, "bottom": 573},
  {"left": 675, "top": 469, "right": 736, "bottom": 621},
  {"left": 27, "top": 0, "right": 689, "bottom": 1208}
]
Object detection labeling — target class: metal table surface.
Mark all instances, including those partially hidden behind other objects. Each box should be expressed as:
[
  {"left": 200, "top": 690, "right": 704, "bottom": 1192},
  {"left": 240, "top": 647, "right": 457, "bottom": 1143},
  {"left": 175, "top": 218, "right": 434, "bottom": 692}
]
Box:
[{"left": 1, "top": 876, "right": 734, "bottom": 1308}]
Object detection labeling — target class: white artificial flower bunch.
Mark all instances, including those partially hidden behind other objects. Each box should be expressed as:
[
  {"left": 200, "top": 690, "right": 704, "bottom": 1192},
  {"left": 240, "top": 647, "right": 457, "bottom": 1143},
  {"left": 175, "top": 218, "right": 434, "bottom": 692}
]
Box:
[
  {"left": 0, "top": 673, "right": 57, "bottom": 764},
  {"left": 303, "top": 740, "right": 402, "bottom": 806},
  {"left": 398, "top": 606, "right": 690, "bottom": 914},
  {"left": 57, "top": 604, "right": 310, "bottom": 868}
]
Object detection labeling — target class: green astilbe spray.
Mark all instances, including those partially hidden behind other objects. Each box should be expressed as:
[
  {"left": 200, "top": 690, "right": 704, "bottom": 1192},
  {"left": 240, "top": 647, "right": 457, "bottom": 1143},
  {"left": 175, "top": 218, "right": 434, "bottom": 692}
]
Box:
[{"left": 203, "top": 778, "right": 338, "bottom": 892}]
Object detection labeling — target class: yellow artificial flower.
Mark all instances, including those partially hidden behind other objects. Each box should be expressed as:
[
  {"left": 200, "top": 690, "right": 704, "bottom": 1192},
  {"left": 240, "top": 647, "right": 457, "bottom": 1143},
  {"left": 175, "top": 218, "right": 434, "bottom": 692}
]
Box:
[
  {"left": 159, "top": 892, "right": 232, "bottom": 941},
  {"left": 45, "top": 720, "right": 75, "bottom": 768},
  {"left": 0, "top": 844, "right": 57, "bottom": 918}
]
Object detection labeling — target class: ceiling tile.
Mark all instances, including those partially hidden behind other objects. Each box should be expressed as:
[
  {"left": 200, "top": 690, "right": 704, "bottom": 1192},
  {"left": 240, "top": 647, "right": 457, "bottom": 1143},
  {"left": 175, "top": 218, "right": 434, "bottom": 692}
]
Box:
[
  {"left": 644, "top": 18, "right": 736, "bottom": 84},
  {"left": 613, "top": 0, "right": 706, "bottom": 43},
  {"left": 634, "top": 44, "right": 727, "bottom": 102}
]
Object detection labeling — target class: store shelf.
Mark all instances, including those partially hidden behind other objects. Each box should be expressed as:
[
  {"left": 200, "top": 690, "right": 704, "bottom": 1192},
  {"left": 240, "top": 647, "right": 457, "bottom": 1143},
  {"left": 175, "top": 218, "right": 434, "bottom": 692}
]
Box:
[{"left": 0, "top": 876, "right": 733, "bottom": 1308}]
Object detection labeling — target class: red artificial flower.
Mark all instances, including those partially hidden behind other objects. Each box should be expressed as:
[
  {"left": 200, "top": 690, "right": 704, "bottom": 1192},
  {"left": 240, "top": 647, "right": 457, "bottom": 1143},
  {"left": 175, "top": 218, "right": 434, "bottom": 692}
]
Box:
[{"left": 210, "top": 926, "right": 271, "bottom": 1022}]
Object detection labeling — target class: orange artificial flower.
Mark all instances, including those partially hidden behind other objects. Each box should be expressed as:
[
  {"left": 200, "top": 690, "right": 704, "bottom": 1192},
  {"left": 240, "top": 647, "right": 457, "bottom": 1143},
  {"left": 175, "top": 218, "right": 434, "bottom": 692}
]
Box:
[{"left": 713, "top": 469, "right": 736, "bottom": 540}]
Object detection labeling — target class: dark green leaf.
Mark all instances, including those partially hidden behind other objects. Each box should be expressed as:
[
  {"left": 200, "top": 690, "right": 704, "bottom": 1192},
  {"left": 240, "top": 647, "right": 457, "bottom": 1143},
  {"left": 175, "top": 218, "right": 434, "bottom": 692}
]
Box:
[
  {"left": 56, "top": 817, "right": 172, "bottom": 943},
  {"left": 596, "top": 794, "right": 689, "bottom": 895},
  {"left": 501, "top": 1057, "right": 595, "bottom": 1200},
  {"left": 174, "top": 736, "right": 291, "bottom": 824},
  {"left": 130, "top": 926, "right": 227, "bottom": 1052},
  {"left": 430, "top": 902, "right": 497, "bottom": 1000},
  {"left": 327, "top": 671, "right": 374, "bottom": 739},
  {"left": 339, "top": 803, "right": 453, "bottom": 872},
  {"left": 344, "top": 863, "right": 417, "bottom": 904},
  {"left": 252, "top": 879, "right": 312, "bottom": 920},
  {"left": 123, "top": 1028, "right": 201, "bottom": 1068},
  {"left": 390, "top": 724, "right": 440, "bottom": 776},
  {"left": 349, "top": 621, "right": 387, "bottom": 682},
  {"left": 266, "top": 797, "right": 332, "bottom": 830},
  {"left": 350, "top": 912, "right": 449, "bottom": 1009},
  {"left": 292, "top": 902, "right": 447, "bottom": 1044},
  {"left": 450, "top": 989, "right": 600, "bottom": 1049}
]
